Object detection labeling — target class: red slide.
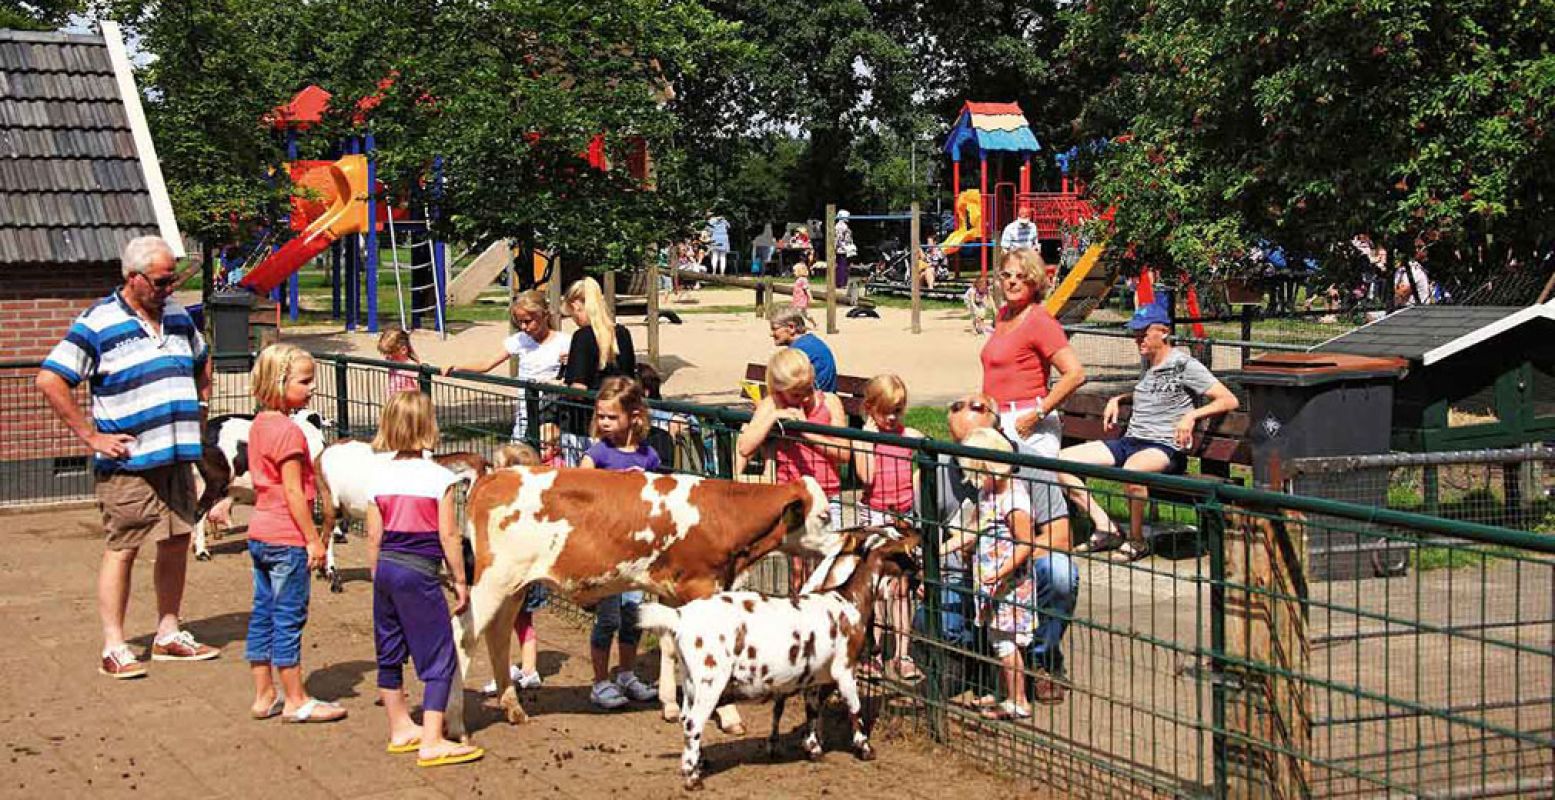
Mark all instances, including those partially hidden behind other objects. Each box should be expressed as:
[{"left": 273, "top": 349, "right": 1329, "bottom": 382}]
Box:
[{"left": 239, "top": 231, "right": 334, "bottom": 294}]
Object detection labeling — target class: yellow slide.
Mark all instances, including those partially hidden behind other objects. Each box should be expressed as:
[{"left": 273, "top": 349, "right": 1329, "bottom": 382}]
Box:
[
  {"left": 1044, "top": 243, "right": 1117, "bottom": 323},
  {"left": 940, "top": 188, "right": 983, "bottom": 255}
]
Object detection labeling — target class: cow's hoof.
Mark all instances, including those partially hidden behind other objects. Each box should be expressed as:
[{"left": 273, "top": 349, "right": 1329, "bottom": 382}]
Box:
[
  {"left": 329, "top": 577, "right": 343, "bottom": 594},
  {"left": 683, "top": 775, "right": 704, "bottom": 791},
  {"left": 332, "top": 530, "right": 347, "bottom": 544},
  {"left": 804, "top": 745, "right": 824, "bottom": 762},
  {"left": 195, "top": 551, "right": 211, "bottom": 562},
  {"left": 661, "top": 704, "right": 680, "bottom": 723},
  {"left": 717, "top": 721, "right": 746, "bottom": 736},
  {"left": 856, "top": 743, "right": 876, "bottom": 762}
]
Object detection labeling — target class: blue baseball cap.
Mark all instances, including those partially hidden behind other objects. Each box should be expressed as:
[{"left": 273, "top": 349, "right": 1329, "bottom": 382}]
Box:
[{"left": 1125, "top": 303, "right": 1172, "bottom": 331}]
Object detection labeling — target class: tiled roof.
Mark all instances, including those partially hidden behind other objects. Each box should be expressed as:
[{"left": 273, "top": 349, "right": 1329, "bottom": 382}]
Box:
[
  {"left": 0, "top": 29, "right": 159, "bottom": 266},
  {"left": 1313, "top": 306, "right": 1526, "bottom": 361}
]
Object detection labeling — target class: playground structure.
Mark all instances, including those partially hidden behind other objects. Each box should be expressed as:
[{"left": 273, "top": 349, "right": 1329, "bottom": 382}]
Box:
[
  {"left": 942, "top": 101, "right": 1115, "bottom": 322},
  {"left": 227, "top": 83, "right": 455, "bottom": 335}
]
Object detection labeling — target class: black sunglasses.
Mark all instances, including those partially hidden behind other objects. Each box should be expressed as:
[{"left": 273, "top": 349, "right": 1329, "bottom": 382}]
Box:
[
  {"left": 947, "top": 400, "right": 993, "bottom": 415},
  {"left": 140, "top": 273, "right": 177, "bottom": 289}
]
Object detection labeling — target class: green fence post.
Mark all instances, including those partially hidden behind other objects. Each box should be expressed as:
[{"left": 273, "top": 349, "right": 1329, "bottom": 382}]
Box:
[
  {"left": 334, "top": 359, "right": 352, "bottom": 440},
  {"left": 915, "top": 446, "right": 946, "bottom": 742},
  {"left": 1202, "top": 497, "right": 1229, "bottom": 800},
  {"left": 418, "top": 365, "right": 433, "bottom": 396}
]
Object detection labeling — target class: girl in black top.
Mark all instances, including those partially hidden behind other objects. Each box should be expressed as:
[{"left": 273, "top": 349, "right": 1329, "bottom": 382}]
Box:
[{"left": 557, "top": 277, "right": 636, "bottom": 450}]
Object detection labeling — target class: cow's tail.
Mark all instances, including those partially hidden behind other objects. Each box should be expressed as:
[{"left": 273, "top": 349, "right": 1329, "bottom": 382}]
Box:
[{"left": 637, "top": 604, "right": 681, "bottom": 637}]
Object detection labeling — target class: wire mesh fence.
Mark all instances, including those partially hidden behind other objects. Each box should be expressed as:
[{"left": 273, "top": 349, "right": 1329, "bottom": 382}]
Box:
[{"left": 3, "top": 351, "right": 1551, "bottom": 799}]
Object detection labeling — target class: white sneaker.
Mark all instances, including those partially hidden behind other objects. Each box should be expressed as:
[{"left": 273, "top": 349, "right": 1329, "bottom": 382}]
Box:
[
  {"left": 590, "top": 680, "right": 630, "bottom": 710},
  {"left": 615, "top": 671, "right": 657, "bottom": 702},
  {"left": 481, "top": 664, "right": 535, "bottom": 695}
]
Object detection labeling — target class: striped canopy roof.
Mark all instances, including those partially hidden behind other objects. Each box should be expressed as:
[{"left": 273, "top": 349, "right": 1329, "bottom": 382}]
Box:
[{"left": 943, "top": 101, "right": 1041, "bottom": 160}]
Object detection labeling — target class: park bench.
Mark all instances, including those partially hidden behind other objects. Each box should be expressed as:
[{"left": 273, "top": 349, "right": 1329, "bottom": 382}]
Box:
[{"left": 741, "top": 362, "right": 870, "bottom": 428}]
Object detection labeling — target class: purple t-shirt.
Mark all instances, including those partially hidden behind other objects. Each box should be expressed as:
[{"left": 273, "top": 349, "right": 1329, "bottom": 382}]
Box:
[{"left": 586, "top": 440, "right": 662, "bottom": 472}]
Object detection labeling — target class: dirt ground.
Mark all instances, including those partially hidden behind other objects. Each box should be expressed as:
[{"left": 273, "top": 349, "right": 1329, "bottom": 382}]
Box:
[
  {"left": 283, "top": 287, "right": 993, "bottom": 408},
  {"left": 0, "top": 504, "right": 1024, "bottom": 800}
]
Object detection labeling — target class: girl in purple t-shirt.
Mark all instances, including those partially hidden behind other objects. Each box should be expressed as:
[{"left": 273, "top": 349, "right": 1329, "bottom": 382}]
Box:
[{"left": 578, "top": 377, "right": 660, "bottom": 709}]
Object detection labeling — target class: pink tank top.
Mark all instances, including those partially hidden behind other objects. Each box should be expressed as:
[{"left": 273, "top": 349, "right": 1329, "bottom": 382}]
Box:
[
  {"left": 792, "top": 278, "right": 812, "bottom": 309},
  {"left": 863, "top": 439, "right": 914, "bottom": 512},
  {"left": 774, "top": 395, "right": 841, "bottom": 495}
]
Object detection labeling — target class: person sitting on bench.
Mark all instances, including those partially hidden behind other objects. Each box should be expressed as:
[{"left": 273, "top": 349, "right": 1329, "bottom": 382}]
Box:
[{"left": 1057, "top": 303, "right": 1239, "bottom": 563}]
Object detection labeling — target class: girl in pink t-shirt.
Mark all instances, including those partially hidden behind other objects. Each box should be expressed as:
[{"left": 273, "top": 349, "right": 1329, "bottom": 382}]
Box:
[
  {"left": 246, "top": 344, "right": 346, "bottom": 724},
  {"left": 378, "top": 327, "right": 421, "bottom": 394},
  {"left": 790, "top": 264, "right": 817, "bottom": 328},
  {"left": 855, "top": 373, "right": 924, "bottom": 682}
]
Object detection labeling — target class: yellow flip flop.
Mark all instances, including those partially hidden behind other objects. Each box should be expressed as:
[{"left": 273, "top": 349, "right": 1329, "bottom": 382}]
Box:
[
  {"left": 386, "top": 737, "right": 421, "bottom": 755},
  {"left": 417, "top": 746, "right": 485, "bottom": 768}
]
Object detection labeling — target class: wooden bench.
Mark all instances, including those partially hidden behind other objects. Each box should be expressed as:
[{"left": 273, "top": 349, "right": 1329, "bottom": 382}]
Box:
[{"left": 742, "top": 362, "right": 870, "bottom": 427}]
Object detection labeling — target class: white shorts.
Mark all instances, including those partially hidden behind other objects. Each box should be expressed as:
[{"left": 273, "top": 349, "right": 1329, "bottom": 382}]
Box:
[
  {"left": 989, "top": 627, "right": 1034, "bottom": 658},
  {"left": 998, "top": 406, "right": 1062, "bottom": 459}
]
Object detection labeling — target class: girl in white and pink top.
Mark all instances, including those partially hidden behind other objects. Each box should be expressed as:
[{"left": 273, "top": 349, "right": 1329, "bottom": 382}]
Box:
[{"left": 440, "top": 290, "right": 571, "bottom": 440}]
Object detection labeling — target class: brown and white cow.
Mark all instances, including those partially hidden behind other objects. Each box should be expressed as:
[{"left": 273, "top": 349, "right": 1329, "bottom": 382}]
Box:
[{"left": 445, "top": 466, "right": 835, "bottom": 741}]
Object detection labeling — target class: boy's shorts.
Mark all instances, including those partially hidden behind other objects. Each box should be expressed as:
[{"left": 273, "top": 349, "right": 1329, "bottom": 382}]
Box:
[
  {"left": 96, "top": 464, "right": 197, "bottom": 551},
  {"left": 1104, "top": 437, "right": 1188, "bottom": 475}
]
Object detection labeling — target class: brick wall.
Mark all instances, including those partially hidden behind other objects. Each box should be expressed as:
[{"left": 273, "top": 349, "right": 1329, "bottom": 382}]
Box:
[
  {"left": 0, "top": 262, "right": 120, "bottom": 361},
  {"left": 1, "top": 262, "right": 119, "bottom": 466}
]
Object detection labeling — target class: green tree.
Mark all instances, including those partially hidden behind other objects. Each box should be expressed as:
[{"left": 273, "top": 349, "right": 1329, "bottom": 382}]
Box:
[
  {"left": 2, "top": 1, "right": 84, "bottom": 30},
  {"left": 1064, "top": 0, "right": 1555, "bottom": 299}
]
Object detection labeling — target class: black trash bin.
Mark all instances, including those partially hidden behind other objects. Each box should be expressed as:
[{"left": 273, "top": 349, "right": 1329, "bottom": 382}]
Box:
[
  {"left": 1240, "top": 353, "right": 1408, "bottom": 581},
  {"left": 205, "top": 290, "right": 254, "bottom": 373}
]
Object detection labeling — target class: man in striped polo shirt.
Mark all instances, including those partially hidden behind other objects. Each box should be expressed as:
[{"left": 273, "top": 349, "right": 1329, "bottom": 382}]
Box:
[{"left": 37, "top": 236, "right": 220, "bottom": 679}]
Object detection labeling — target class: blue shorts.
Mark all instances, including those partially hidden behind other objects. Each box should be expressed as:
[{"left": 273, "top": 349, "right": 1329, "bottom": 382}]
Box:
[{"left": 1104, "top": 437, "right": 1187, "bottom": 475}]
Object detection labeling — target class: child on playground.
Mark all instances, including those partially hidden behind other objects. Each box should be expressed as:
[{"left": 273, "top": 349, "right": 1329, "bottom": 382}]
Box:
[
  {"left": 378, "top": 327, "right": 421, "bottom": 394},
  {"left": 964, "top": 275, "right": 994, "bottom": 335},
  {"left": 856, "top": 373, "right": 924, "bottom": 682},
  {"left": 478, "top": 442, "right": 549, "bottom": 697},
  {"left": 790, "top": 263, "right": 817, "bottom": 328},
  {"left": 364, "top": 391, "right": 483, "bottom": 768},
  {"left": 578, "top": 377, "right": 661, "bottom": 710},
  {"left": 945, "top": 427, "right": 1038, "bottom": 721},
  {"left": 736, "top": 348, "right": 851, "bottom": 594},
  {"left": 245, "top": 344, "right": 347, "bottom": 725}
]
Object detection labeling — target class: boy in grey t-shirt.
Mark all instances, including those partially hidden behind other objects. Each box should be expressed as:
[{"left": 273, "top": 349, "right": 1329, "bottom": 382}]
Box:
[{"left": 1056, "top": 303, "right": 1240, "bottom": 562}]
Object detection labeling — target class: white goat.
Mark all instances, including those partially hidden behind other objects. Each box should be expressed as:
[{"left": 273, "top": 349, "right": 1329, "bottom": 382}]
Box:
[{"left": 638, "top": 527, "right": 919, "bottom": 790}]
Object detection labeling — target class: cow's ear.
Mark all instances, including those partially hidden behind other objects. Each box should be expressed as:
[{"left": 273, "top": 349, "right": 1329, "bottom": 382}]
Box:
[{"left": 781, "top": 499, "right": 806, "bottom": 533}]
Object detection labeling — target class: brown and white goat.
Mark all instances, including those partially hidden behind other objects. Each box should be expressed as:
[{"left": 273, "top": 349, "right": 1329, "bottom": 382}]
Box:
[{"left": 637, "top": 527, "right": 920, "bottom": 790}]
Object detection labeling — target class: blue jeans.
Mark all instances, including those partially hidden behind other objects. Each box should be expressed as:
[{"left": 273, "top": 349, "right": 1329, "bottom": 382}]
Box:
[
  {"left": 1028, "top": 554, "right": 1080, "bottom": 675},
  {"left": 246, "top": 541, "right": 311, "bottom": 667},
  {"left": 591, "top": 591, "right": 643, "bottom": 650}
]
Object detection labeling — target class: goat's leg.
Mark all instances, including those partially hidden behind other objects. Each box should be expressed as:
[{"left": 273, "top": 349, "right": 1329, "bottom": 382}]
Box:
[
  {"left": 767, "top": 696, "right": 788, "bottom": 759},
  {"left": 659, "top": 633, "right": 681, "bottom": 722},
  {"left": 486, "top": 595, "right": 526, "bottom": 724},
  {"left": 836, "top": 667, "right": 874, "bottom": 761},
  {"left": 192, "top": 516, "right": 209, "bottom": 561},
  {"left": 801, "top": 687, "right": 826, "bottom": 761},
  {"left": 446, "top": 606, "right": 476, "bottom": 743},
  {"left": 713, "top": 703, "right": 744, "bottom": 735},
  {"left": 680, "top": 668, "right": 728, "bottom": 791},
  {"left": 323, "top": 532, "right": 342, "bottom": 593}
]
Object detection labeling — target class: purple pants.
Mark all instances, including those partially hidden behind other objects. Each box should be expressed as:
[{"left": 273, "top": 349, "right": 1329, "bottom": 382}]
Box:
[
  {"left": 835, "top": 253, "right": 849, "bottom": 288},
  {"left": 374, "top": 556, "right": 456, "bottom": 712}
]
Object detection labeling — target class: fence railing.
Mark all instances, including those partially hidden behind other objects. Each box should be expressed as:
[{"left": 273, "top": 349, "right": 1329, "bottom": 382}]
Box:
[{"left": 4, "top": 352, "right": 1552, "bottom": 800}]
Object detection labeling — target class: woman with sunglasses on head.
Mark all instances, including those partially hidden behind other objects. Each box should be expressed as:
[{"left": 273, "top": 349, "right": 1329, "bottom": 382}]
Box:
[{"left": 979, "top": 248, "right": 1086, "bottom": 459}]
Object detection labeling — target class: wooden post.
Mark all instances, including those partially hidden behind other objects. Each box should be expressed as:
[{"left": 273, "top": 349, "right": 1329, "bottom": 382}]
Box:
[
  {"left": 763, "top": 275, "right": 775, "bottom": 319},
  {"left": 825, "top": 204, "right": 838, "bottom": 334},
  {"left": 547, "top": 254, "right": 563, "bottom": 331},
  {"left": 646, "top": 253, "right": 660, "bottom": 369},
  {"left": 604, "top": 270, "right": 617, "bottom": 316},
  {"left": 507, "top": 244, "right": 519, "bottom": 378},
  {"left": 910, "top": 201, "right": 922, "bottom": 334}
]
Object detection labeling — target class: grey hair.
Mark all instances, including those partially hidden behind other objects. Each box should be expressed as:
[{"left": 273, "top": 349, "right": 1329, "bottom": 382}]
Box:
[
  {"left": 768, "top": 306, "right": 809, "bottom": 332},
  {"left": 121, "top": 236, "right": 174, "bottom": 278}
]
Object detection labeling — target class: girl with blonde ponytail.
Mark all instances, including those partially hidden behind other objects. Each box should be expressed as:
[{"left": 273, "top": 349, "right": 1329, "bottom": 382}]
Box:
[{"left": 559, "top": 276, "right": 637, "bottom": 464}]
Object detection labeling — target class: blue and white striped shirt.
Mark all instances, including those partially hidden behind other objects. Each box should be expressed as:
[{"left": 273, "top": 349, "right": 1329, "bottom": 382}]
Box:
[{"left": 42, "top": 291, "right": 208, "bottom": 473}]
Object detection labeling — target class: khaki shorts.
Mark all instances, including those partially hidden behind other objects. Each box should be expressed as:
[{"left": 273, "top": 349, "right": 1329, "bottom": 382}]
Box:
[{"left": 95, "top": 464, "right": 197, "bottom": 551}]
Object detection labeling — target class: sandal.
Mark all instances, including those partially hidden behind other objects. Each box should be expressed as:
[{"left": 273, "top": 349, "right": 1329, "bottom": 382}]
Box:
[
  {"left": 1074, "top": 531, "right": 1124, "bottom": 554},
  {"left": 979, "top": 700, "right": 1032, "bottom": 721},
  {"left": 280, "top": 698, "right": 347, "bottom": 724},
  {"left": 1109, "top": 540, "right": 1151, "bottom": 564},
  {"left": 856, "top": 657, "right": 885, "bottom": 679},
  {"left": 892, "top": 657, "right": 924, "bottom": 683},
  {"left": 1034, "top": 676, "right": 1067, "bottom": 705},
  {"left": 417, "top": 744, "right": 485, "bottom": 768},
  {"left": 386, "top": 737, "right": 421, "bottom": 754},
  {"left": 250, "top": 698, "right": 284, "bottom": 720}
]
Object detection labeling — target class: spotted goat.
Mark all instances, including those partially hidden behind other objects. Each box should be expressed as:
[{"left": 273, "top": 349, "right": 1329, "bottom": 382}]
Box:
[{"left": 638, "top": 526, "right": 920, "bottom": 790}]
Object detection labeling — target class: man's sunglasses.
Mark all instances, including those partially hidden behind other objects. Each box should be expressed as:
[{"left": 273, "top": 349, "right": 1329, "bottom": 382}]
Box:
[
  {"left": 947, "top": 400, "right": 993, "bottom": 415},
  {"left": 139, "top": 273, "right": 177, "bottom": 289}
]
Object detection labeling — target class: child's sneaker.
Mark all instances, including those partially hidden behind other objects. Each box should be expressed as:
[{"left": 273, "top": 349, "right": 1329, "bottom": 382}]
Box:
[
  {"left": 615, "top": 671, "right": 657, "bottom": 702},
  {"left": 590, "top": 680, "right": 630, "bottom": 710},
  {"left": 516, "top": 669, "right": 543, "bottom": 690}
]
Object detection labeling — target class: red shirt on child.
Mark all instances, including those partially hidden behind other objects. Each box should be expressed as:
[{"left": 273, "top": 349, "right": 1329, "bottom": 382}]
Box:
[{"left": 248, "top": 411, "right": 316, "bottom": 547}]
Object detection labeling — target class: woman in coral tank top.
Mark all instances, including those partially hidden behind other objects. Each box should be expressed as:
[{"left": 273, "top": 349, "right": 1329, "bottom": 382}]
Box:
[{"left": 980, "top": 248, "right": 1087, "bottom": 458}]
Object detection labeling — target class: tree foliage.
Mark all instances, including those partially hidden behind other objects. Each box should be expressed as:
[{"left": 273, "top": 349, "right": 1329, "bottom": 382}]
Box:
[{"left": 1065, "top": 0, "right": 1555, "bottom": 294}]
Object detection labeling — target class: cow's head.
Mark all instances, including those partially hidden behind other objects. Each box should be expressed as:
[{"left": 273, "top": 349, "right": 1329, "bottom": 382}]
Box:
[{"left": 779, "top": 475, "right": 838, "bottom": 555}]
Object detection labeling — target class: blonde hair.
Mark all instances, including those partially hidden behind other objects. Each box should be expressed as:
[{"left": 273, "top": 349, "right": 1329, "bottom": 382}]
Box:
[
  {"left": 766, "top": 347, "right": 814, "bottom": 396},
  {"left": 863, "top": 373, "right": 908, "bottom": 418},
  {"left": 376, "top": 326, "right": 416, "bottom": 361},
  {"left": 590, "top": 376, "right": 650, "bottom": 444},
  {"left": 251, "top": 343, "right": 312, "bottom": 411},
  {"left": 373, "top": 391, "right": 439, "bottom": 453},
  {"left": 509, "top": 290, "right": 551, "bottom": 329},
  {"left": 957, "top": 427, "right": 1014, "bottom": 477},
  {"left": 793, "top": 263, "right": 809, "bottom": 279},
  {"left": 1000, "top": 247, "right": 1051, "bottom": 300},
  {"left": 496, "top": 442, "right": 540, "bottom": 468},
  {"left": 565, "top": 277, "right": 616, "bottom": 369}
]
